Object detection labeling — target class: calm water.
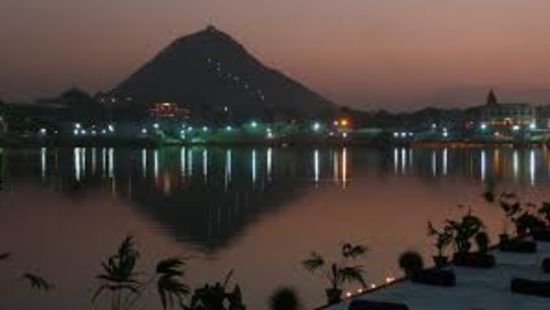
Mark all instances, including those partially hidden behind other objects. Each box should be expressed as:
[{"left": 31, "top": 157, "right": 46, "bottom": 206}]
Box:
[{"left": 1, "top": 146, "right": 550, "bottom": 309}]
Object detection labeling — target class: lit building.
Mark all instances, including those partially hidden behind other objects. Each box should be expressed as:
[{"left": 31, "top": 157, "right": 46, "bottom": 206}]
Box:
[
  {"left": 475, "top": 90, "right": 536, "bottom": 129},
  {"left": 149, "top": 102, "right": 190, "bottom": 119}
]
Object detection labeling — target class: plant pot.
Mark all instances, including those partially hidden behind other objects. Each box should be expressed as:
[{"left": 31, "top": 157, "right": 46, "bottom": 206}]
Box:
[
  {"left": 499, "top": 234, "right": 510, "bottom": 244},
  {"left": 533, "top": 229, "right": 550, "bottom": 242},
  {"left": 349, "top": 300, "right": 409, "bottom": 310},
  {"left": 511, "top": 278, "right": 550, "bottom": 297},
  {"left": 453, "top": 252, "right": 496, "bottom": 268},
  {"left": 411, "top": 269, "right": 456, "bottom": 287},
  {"left": 500, "top": 238, "right": 537, "bottom": 253},
  {"left": 325, "top": 288, "right": 342, "bottom": 305},
  {"left": 433, "top": 255, "right": 448, "bottom": 269}
]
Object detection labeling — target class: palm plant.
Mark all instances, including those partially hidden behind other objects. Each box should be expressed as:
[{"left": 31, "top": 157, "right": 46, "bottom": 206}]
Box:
[
  {"left": 302, "top": 243, "right": 367, "bottom": 305},
  {"left": 92, "top": 236, "right": 189, "bottom": 310}
]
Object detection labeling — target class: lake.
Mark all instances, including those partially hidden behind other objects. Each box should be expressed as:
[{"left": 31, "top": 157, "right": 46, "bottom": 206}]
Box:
[{"left": 1, "top": 146, "right": 549, "bottom": 309}]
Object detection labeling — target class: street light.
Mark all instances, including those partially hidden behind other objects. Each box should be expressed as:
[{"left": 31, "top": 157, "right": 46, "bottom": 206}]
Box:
[
  {"left": 312, "top": 122, "right": 321, "bottom": 132},
  {"left": 250, "top": 121, "right": 258, "bottom": 128}
]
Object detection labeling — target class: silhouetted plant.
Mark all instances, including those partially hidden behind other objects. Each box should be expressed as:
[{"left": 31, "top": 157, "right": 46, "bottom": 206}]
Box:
[
  {"left": 499, "top": 193, "right": 521, "bottom": 237},
  {"left": 93, "top": 236, "right": 189, "bottom": 310},
  {"left": 186, "top": 270, "right": 245, "bottom": 310},
  {"left": 539, "top": 202, "right": 550, "bottom": 225},
  {"left": 398, "top": 251, "right": 424, "bottom": 278},
  {"left": 514, "top": 212, "right": 545, "bottom": 236},
  {"left": 302, "top": 242, "right": 367, "bottom": 304},
  {"left": 445, "top": 209, "right": 484, "bottom": 255},
  {"left": 474, "top": 232, "right": 489, "bottom": 254},
  {"left": 0, "top": 251, "right": 52, "bottom": 292},
  {"left": 427, "top": 221, "right": 453, "bottom": 268},
  {"left": 269, "top": 287, "right": 300, "bottom": 310}
]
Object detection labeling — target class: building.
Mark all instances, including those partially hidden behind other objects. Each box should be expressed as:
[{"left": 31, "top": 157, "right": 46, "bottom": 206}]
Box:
[
  {"left": 473, "top": 90, "right": 536, "bottom": 131},
  {"left": 149, "top": 102, "right": 190, "bottom": 119}
]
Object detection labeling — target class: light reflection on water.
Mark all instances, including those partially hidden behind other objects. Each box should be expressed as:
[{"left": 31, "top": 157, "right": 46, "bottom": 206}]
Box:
[{"left": 2, "top": 146, "right": 550, "bottom": 309}]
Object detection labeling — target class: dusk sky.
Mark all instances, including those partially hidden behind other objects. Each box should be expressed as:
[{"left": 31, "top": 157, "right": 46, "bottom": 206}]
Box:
[{"left": 2, "top": 0, "right": 550, "bottom": 110}]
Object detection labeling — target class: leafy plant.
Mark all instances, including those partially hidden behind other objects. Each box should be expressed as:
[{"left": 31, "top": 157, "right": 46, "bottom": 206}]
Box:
[
  {"left": 302, "top": 243, "right": 367, "bottom": 291},
  {"left": 474, "top": 232, "right": 489, "bottom": 254},
  {"left": 514, "top": 212, "right": 545, "bottom": 236},
  {"left": 427, "top": 222, "right": 453, "bottom": 257},
  {"left": 499, "top": 193, "right": 521, "bottom": 236},
  {"left": 93, "top": 236, "right": 190, "bottom": 310},
  {"left": 186, "top": 270, "right": 245, "bottom": 310},
  {"left": 538, "top": 202, "right": 550, "bottom": 225},
  {"left": 302, "top": 243, "right": 367, "bottom": 304},
  {"left": 445, "top": 210, "right": 484, "bottom": 255},
  {"left": 398, "top": 251, "right": 423, "bottom": 278}
]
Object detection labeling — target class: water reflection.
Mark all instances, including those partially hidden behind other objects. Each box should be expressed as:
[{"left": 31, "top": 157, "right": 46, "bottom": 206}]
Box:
[
  {"left": 41, "top": 147, "right": 47, "bottom": 180},
  {"left": 5, "top": 146, "right": 550, "bottom": 252}
]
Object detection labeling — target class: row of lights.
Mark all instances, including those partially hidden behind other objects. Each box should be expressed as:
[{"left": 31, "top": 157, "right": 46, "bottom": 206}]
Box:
[{"left": 344, "top": 277, "right": 396, "bottom": 298}]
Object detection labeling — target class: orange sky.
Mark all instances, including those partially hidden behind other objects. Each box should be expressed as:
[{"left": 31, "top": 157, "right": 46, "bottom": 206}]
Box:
[{"left": 2, "top": 0, "right": 550, "bottom": 110}]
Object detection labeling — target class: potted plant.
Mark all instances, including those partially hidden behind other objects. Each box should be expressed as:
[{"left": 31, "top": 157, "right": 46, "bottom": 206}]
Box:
[
  {"left": 187, "top": 271, "right": 246, "bottom": 310},
  {"left": 498, "top": 194, "right": 521, "bottom": 243},
  {"left": 445, "top": 210, "right": 496, "bottom": 268},
  {"left": 398, "top": 251, "right": 424, "bottom": 278},
  {"left": 427, "top": 222, "right": 453, "bottom": 268},
  {"left": 302, "top": 243, "right": 367, "bottom": 305},
  {"left": 534, "top": 202, "right": 550, "bottom": 241},
  {"left": 447, "top": 210, "right": 483, "bottom": 256},
  {"left": 497, "top": 196, "right": 538, "bottom": 253},
  {"left": 538, "top": 202, "right": 550, "bottom": 225},
  {"left": 514, "top": 211, "right": 545, "bottom": 237}
]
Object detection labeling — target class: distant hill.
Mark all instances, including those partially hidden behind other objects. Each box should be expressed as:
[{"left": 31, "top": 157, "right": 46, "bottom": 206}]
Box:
[{"left": 111, "top": 26, "right": 335, "bottom": 121}]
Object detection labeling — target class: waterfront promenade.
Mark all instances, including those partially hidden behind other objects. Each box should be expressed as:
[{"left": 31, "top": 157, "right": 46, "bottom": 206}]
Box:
[{"left": 328, "top": 239, "right": 550, "bottom": 310}]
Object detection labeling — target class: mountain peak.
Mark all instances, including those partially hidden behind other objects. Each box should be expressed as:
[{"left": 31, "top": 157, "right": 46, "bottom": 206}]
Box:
[{"left": 112, "top": 27, "right": 334, "bottom": 120}]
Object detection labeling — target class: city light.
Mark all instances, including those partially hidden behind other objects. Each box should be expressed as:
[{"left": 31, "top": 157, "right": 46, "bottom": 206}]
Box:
[
  {"left": 226, "top": 125, "right": 232, "bottom": 131},
  {"left": 342, "top": 132, "right": 348, "bottom": 138},
  {"left": 393, "top": 132, "right": 399, "bottom": 138},
  {"left": 202, "top": 126, "right": 208, "bottom": 132},
  {"left": 312, "top": 122, "right": 321, "bottom": 131},
  {"left": 480, "top": 123, "right": 487, "bottom": 130},
  {"left": 141, "top": 128, "right": 147, "bottom": 134},
  {"left": 74, "top": 123, "right": 81, "bottom": 129},
  {"left": 442, "top": 131, "right": 449, "bottom": 138},
  {"left": 400, "top": 132, "right": 407, "bottom": 138},
  {"left": 250, "top": 121, "right": 258, "bottom": 128},
  {"left": 512, "top": 125, "right": 520, "bottom": 131},
  {"left": 529, "top": 122, "right": 537, "bottom": 130},
  {"left": 39, "top": 128, "right": 47, "bottom": 135},
  {"left": 108, "top": 124, "right": 114, "bottom": 132},
  {"left": 153, "top": 123, "right": 159, "bottom": 129}
]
